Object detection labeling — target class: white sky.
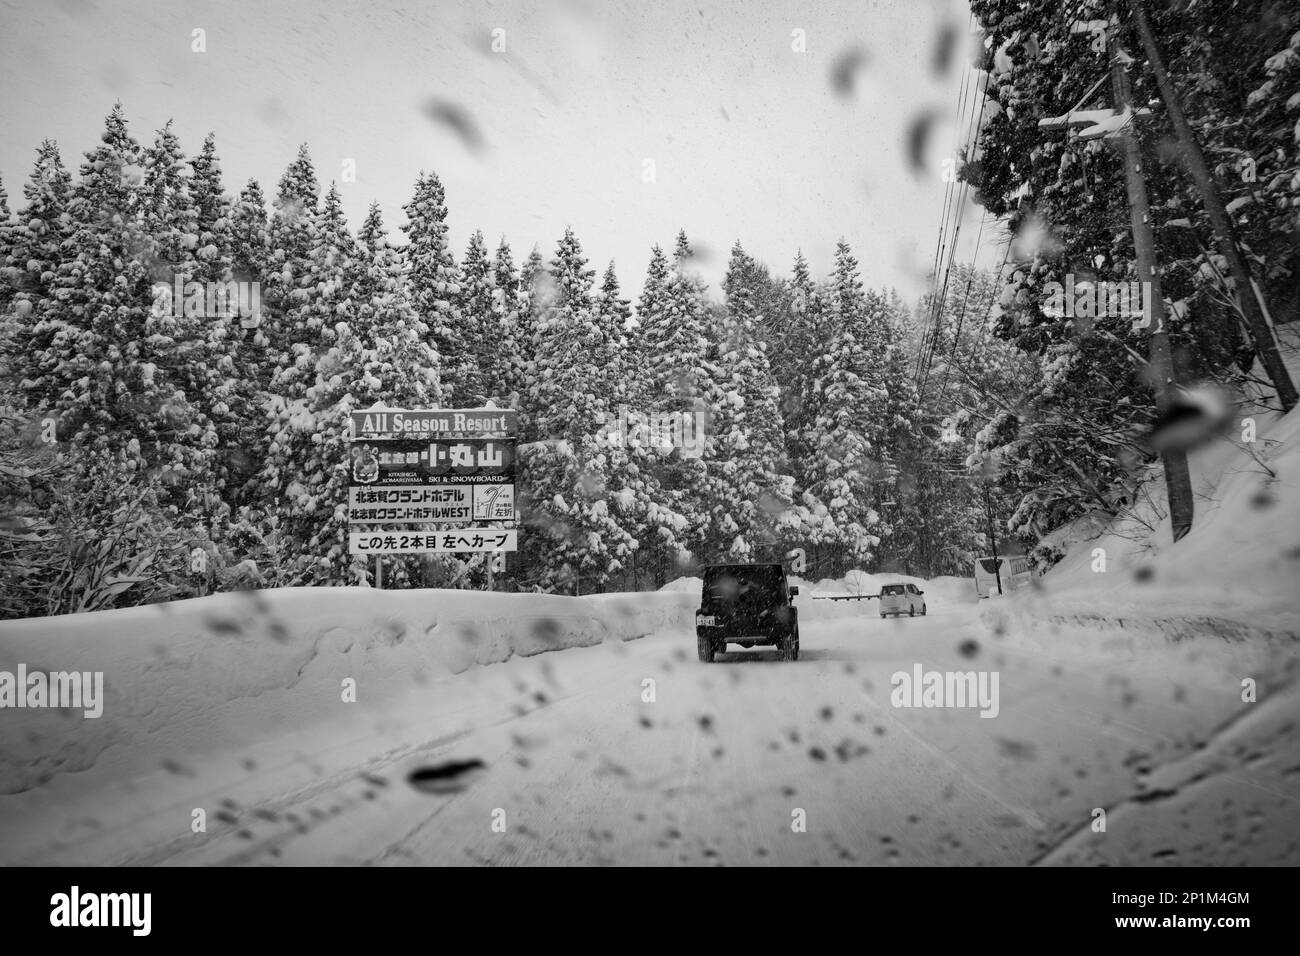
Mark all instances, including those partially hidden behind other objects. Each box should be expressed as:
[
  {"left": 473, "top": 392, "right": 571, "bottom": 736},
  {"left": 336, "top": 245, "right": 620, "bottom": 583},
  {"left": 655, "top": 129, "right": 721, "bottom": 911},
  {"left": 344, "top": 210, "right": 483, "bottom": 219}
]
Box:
[{"left": 0, "top": 0, "right": 994, "bottom": 299}]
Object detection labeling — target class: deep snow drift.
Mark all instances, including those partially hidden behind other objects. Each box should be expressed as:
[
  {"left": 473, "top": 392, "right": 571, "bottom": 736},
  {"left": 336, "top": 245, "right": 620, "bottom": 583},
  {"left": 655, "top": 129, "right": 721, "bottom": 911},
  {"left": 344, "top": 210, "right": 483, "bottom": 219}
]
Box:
[
  {"left": 989, "top": 390, "right": 1300, "bottom": 662},
  {"left": 0, "top": 587, "right": 700, "bottom": 795}
]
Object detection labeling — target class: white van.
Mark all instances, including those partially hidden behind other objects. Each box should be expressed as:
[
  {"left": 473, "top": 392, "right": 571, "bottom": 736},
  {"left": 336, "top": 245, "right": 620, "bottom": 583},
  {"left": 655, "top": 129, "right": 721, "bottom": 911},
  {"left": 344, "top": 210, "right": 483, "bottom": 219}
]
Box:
[{"left": 879, "top": 583, "right": 927, "bottom": 618}]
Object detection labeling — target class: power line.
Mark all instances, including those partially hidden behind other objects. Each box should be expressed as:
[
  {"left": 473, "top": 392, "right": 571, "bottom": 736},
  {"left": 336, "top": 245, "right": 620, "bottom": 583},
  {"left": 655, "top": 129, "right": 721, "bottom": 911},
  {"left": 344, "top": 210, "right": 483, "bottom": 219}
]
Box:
[
  {"left": 918, "top": 58, "right": 988, "bottom": 400},
  {"left": 932, "top": 227, "right": 1012, "bottom": 412},
  {"left": 931, "top": 211, "right": 989, "bottom": 404},
  {"left": 914, "top": 51, "right": 972, "bottom": 383},
  {"left": 914, "top": 9, "right": 975, "bottom": 382},
  {"left": 919, "top": 56, "right": 985, "bottom": 393}
]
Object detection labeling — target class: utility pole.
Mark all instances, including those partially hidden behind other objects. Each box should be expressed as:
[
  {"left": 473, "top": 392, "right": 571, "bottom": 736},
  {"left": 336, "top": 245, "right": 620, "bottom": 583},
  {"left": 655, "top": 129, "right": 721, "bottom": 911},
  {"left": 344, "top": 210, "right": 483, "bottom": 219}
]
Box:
[
  {"left": 1108, "top": 15, "right": 1195, "bottom": 542},
  {"left": 1127, "top": 0, "right": 1298, "bottom": 412},
  {"left": 983, "top": 483, "right": 1002, "bottom": 595}
]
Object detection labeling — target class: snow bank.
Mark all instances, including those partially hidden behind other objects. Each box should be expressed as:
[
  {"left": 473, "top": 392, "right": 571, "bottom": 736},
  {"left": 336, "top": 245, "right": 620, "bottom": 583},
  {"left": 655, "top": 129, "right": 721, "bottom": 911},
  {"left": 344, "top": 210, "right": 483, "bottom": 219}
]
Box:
[
  {"left": 0, "top": 586, "right": 695, "bottom": 795},
  {"left": 989, "top": 400, "right": 1300, "bottom": 661}
]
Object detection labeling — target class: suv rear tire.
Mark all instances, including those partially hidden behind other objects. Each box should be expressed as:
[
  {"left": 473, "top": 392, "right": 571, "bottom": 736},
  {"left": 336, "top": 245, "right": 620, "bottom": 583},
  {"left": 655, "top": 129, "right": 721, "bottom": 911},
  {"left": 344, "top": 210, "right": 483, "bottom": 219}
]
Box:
[{"left": 697, "top": 633, "right": 715, "bottom": 663}]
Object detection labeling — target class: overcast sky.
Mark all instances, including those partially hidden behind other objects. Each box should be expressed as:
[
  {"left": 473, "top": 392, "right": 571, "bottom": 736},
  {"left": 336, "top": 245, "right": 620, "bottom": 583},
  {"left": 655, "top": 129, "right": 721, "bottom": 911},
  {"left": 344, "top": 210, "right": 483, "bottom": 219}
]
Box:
[{"left": 0, "top": 0, "right": 993, "bottom": 299}]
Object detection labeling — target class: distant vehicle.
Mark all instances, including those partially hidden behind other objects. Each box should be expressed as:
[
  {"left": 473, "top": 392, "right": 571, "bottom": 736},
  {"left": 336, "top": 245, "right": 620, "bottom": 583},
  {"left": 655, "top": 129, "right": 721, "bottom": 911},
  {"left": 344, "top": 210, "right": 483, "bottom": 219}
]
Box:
[
  {"left": 879, "top": 582, "right": 926, "bottom": 618},
  {"left": 695, "top": 563, "right": 800, "bottom": 662},
  {"left": 973, "top": 555, "right": 1032, "bottom": 598}
]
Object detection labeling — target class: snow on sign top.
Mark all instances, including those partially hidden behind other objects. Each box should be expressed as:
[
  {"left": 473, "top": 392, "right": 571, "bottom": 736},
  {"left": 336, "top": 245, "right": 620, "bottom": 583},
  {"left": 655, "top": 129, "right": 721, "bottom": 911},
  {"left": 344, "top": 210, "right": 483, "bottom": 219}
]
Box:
[{"left": 350, "top": 408, "right": 517, "bottom": 440}]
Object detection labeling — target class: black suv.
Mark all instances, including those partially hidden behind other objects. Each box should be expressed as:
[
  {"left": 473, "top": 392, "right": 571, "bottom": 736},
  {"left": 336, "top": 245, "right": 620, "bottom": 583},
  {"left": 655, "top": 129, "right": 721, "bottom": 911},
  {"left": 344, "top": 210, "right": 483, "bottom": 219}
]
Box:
[{"left": 695, "top": 563, "right": 800, "bottom": 662}]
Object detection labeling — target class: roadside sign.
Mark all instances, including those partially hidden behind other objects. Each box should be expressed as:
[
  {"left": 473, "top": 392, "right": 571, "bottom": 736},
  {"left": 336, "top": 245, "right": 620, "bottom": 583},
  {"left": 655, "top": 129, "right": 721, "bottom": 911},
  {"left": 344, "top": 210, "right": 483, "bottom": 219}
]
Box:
[
  {"left": 348, "top": 530, "right": 517, "bottom": 554},
  {"left": 346, "top": 408, "right": 520, "bottom": 562},
  {"left": 347, "top": 484, "right": 515, "bottom": 524}
]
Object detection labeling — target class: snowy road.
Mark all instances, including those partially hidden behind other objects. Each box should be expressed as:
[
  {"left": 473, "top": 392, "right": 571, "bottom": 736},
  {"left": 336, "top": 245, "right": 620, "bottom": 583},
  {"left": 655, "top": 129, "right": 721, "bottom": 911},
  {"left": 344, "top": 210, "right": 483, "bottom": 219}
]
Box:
[{"left": 14, "top": 595, "right": 1294, "bottom": 867}]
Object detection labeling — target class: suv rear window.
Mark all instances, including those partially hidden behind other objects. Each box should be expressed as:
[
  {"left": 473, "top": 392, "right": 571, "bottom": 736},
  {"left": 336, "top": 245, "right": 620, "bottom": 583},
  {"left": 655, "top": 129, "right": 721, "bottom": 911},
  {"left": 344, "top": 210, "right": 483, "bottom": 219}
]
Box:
[
  {"left": 881, "top": 584, "right": 905, "bottom": 595},
  {"left": 702, "top": 565, "right": 785, "bottom": 605}
]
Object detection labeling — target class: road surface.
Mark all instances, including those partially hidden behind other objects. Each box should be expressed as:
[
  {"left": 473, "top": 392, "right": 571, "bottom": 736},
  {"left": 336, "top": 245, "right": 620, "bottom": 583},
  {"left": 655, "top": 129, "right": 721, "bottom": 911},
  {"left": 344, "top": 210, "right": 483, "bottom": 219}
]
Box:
[{"left": 5, "top": 598, "right": 1298, "bottom": 866}]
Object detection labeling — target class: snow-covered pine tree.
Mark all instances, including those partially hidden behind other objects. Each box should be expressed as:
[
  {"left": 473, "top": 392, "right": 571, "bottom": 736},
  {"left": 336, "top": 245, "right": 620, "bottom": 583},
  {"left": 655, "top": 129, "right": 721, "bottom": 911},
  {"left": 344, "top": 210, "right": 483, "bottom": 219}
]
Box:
[
  {"left": 0, "top": 175, "right": 11, "bottom": 314},
  {"left": 457, "top": 229, "right": 509, "bottom": 404},
  {"left": 775, "top": 250, "right": 823, "bottom": 454},
  {"left": 228, "top": 177, "right": 271, "bottom": 360},
  {"left": 518, "top": 242, "right": 547, "bottom": 321},
  {"left": 529, "top": 227, "right": 610, "bottom": 437},
  {"left": 352, "top": 206, "right": 442, "bottom": 409},
  {"left": 653, "top": 231, "right": 715, "bottom": 406},
  {"left": 705, "top": 241, "right": 795, "bottom": 564},
  {"left": 219, "top": 177, "right": 275, "bottom": 504},
  {"left": 250, "top": 144, "right": 324, "bottom": 529},
  {"left": 596, "top": 261, "right": 631, "bottom": 350},
  {"left": 625, "top": 244, "right": 668, "bottom": 410},
  {"left": 518, "top": 242, "right": 547, "bottom": 320},
  {"left": 262, "top": 144, "right": 320, "bottom": 369},
  {"left": 518, "top": 228, "right": 637, "bottom": 592},
  {"left": 510, "top": 244, "right": 547, "bottom": 440},
  {"left": 269, "top": 182, "right": 358, "bottom": 404},
  {"left": 798, "top": 240, "right": 890, "bottom": 573},
  {"left": 189, "top": 133, "right": 235, "bottom": 285},
  {"left": 139, "top": 121, "right": 227, "bottom": 518},
  {"left": 142, "top": 122, "right": 200, "bottom": 282},
  {"left": 853, "top": 285, "right": 913, "bottom": 560},
  {"left": 2, "top": 141, "right": 72, "bottom": 327},
  {"left": 355, "top": 202, "right": 383, "bottom": 261},
  {"left": 623, "top": 244, "right": 685, "bottom": 582},
  {"left": 19, "top": 105, "right": 211, "bottom": 519},
  {"left": 631, "top": 231, "right": 717, "bottom": 569},
  {"left": 595, "top": 257, "right": 693, "bottom": 588},
  {"left": 593, "top": 260, "right": 631, "bottom": 391},
  {"left": 759, "top": 251, "right": 841, "bottom": 573},
  {"left": 258, "top": 180, "right": 362, "bottom": 583},
  {"left": 402, "top": 171, "right": 481, "bottom": 407},
  {"left": 491, "top": 238, "right": 529, "bottom": 408},
  {"left": 859, "top": 287, "right": 926, "bottom": 570},
  {"left": 258, "top": 202, "right": 443, "bottom": 586},
  {"left": 230, "top": 179, "right": 269, "bottom": 290},
  {"left": 0, "top": 175, "right": 15, "bottom": 383},
  {"left": 888, "top": 269, "right": 1030, "bottom": 574},
  {"left": 177, "top": 133, "right": 259, "bottom": 508}
]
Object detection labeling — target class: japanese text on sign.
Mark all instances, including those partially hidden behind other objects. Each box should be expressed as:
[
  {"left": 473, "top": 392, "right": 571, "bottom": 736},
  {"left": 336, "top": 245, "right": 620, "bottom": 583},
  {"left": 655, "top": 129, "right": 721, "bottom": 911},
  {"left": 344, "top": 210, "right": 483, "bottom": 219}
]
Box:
[
  {"left": 348, "top": 530, "right": 518, "bottom": 554},
  {"left": 346, "top": 484, "right": 515, "bottom": 524},
  {"left": 350, "top": 439, "right": 514, "bottom": 486}
]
